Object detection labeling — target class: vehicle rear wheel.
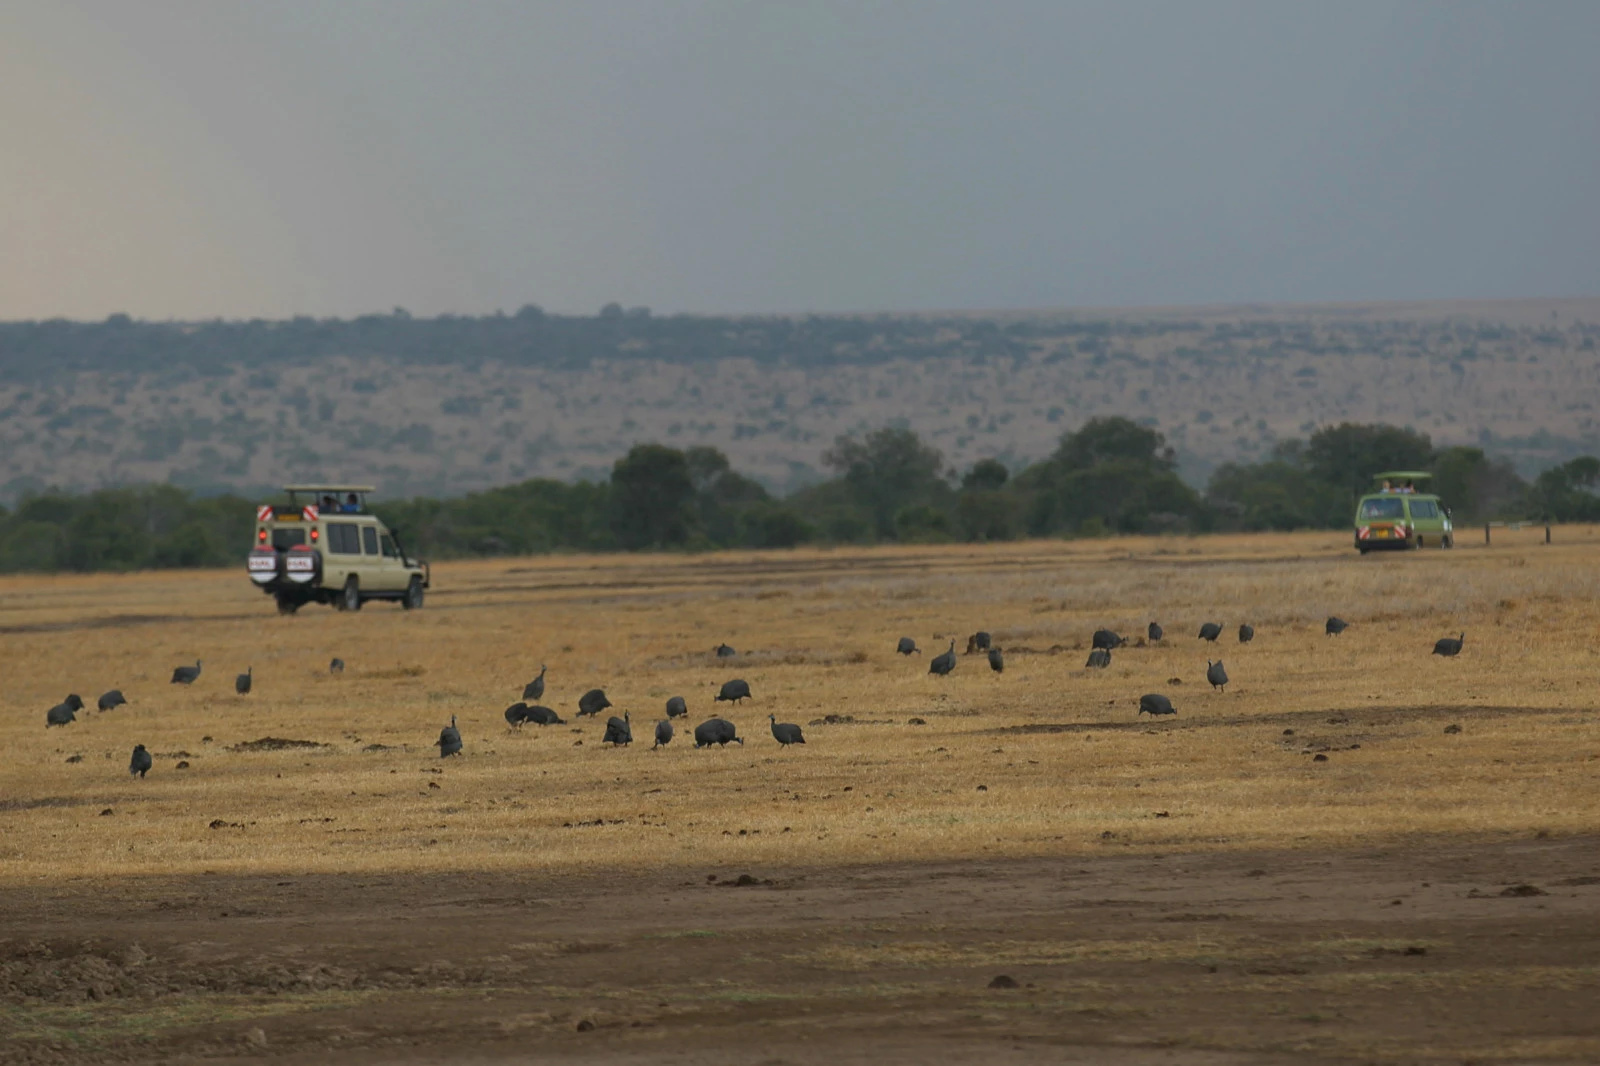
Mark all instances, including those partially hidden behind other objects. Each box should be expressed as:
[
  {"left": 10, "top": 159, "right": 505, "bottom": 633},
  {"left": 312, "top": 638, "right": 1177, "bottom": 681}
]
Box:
[
  {"left": 1443, "top": 534, "right": 1454, "bottom": 549},
  {"left": 275, "top": 594, "right": 300, "bottom": 615},
  {"left": 338, "top": 577, "right": 362, "bottom": 612},
  {"left": 402, "top": 576, "right": 424, "bottom": 610}
]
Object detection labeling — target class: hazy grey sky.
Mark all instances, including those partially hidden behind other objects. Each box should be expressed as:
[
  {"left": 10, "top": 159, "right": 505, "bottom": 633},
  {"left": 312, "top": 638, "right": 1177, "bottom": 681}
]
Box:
[{"left": 3, "top": 1, "right": 1597, "bottom": 320}]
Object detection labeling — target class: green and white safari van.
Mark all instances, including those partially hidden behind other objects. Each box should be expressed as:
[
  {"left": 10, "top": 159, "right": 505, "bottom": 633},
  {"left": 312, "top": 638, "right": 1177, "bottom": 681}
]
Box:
[{"left": 1353, "top": 471, "right": 1454, "bottom": 553}]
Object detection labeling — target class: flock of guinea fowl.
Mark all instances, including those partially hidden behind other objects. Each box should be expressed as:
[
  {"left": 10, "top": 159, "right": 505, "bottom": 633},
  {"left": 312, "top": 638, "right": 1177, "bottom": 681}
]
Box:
[{"left": 42, "top": 619, "right": 1467, "bottom": 780}]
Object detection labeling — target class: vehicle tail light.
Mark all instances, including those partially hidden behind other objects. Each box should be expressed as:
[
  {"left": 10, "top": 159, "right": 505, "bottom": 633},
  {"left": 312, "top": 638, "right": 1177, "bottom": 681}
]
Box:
[
  {"left": 258, "top": 529, "right": 267, "bottom": 543},
  {"left": 310, "top": 527, "right": 319, "bottom": 541}
]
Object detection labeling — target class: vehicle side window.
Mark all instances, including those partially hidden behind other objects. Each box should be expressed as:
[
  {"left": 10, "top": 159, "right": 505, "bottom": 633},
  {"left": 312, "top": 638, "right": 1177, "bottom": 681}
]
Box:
[
  {"left": 327, "top": 522, "right": 361, "bottom": 555},
  {"left": 362, "top": 526, "right": 379, "bottom": 555},
  {"left": 380, "top": 534, "right": 398, "bottom": 559},
  {"left": 1411, "top": 501, "right": 1436, "bottom": 519}
]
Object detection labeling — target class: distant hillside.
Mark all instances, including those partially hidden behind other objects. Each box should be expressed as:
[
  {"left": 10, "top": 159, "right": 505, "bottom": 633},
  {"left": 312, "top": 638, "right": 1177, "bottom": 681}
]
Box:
[{"left": 2, "top": 297, "right": 1597, "bottom": 501}]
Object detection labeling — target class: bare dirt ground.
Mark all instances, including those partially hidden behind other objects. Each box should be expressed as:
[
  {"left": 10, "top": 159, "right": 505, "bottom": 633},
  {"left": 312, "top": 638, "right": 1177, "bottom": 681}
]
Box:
[{"left": 3, "top": 530, "right": 1600, "bottom": 1062}]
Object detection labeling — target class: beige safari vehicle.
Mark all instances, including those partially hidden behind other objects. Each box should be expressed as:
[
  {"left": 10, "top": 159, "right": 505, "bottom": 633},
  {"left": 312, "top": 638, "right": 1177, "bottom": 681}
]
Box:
[{"left": 247, "top": 485, "right": 429, "bottom": 614}]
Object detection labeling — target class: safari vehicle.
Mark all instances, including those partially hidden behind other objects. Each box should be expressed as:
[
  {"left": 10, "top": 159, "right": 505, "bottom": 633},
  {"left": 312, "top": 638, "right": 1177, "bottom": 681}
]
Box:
[
  {"left": 247, "top": 485, "right": 429, "bottom": 613},
  {"left": 1354, "top": 471, "right": 1454, "bottom": 553}
]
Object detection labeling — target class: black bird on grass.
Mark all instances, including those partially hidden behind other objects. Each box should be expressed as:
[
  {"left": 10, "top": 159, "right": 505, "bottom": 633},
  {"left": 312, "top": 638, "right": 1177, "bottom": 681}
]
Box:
[
  {"left": 896, "top": 637, "right": 919, "bottom": 655},
  {"left": 46, "top": 695, "right": 84, "bottom": 727},
  {"left": 522, "top": 665, "right": 546, "bottom": 701},
  {"left": 129, "top": 744, "right": 152, "bottom": 778},
  {"left": 653, "top": 719, "right": 673, "bottom": 749},
  {"left": 929, "top": 640, "right": 957, "bottom": 676},
  {"left": 1148, "top": 622, "right": 1164, "bottom": 642},
  {"left": 170, "top": 660, "right": 202, "bottom": 684},
  {"left": 603, "top": 712, "right": 633, "bottom": 746},
  {"left": 577, "top": 688, "right": 612, "bottom": 717},
  {"left": 97, "top": 690, "right": 127, "bottom": 712},
  {"left": 1206, "top": 659, "right": 1229, "bottom": 692},
  {"left": 769, "top": 714, "right": 805, "bottom": 746},
  {"left": 1085, "top": 648, "right": 1111, "bottom": 669},
  {"left": 1238, "top": 624, "right": 1254, "bottom": 644},
  {"left": 1432, "top": 633, "right": 1465, "bottom": 657},
  {"left": 1092, "top": 629, "right": 1126, "bottom": 651},
  {"left": 437, "top": 715, "right": 462, "bottom": 757},
  {"left": 966, "top": 632, "right": 992, "bottom": 653},
  {"left": 1138, "top": 694, "right": 1176, "bottom": 716},
  {"left": 330, "top": 658, "right": 346, "bottom": 673},
  {"left": 504, "top": 703, "right": 533, "bottom": 727},
  {"left": 694, "top": 718, "right": 743, "bottom": 747},
  {"left": 715, "top": 643, "right": 737, "bottom": 658},
  {"left": 1197, "top": 623, "right": 1221, "bottom": 642},
  {"left": 236, "top": 667, "right": 252, "bottom": 695},
  {"left": 715, "top": 679, "right": 752, "bottom": 704},
  {"left": 988, "top": 647, "right": 1004, "bottom": 673},
  {"left": 526, "top": 705, "right": 564, "bottom": 725},
  {"left": 1325, "top": 617, "right": 1348, "bottom": 636},
  {"left": 666, "top": 696, "right": 688, "bottom": 718}
]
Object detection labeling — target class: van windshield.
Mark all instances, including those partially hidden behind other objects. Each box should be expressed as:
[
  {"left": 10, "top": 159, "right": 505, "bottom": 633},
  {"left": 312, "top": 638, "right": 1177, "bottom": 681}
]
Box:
[
  {"left": 1359, "top": 497, "right": 1406, "bottom": 520},
  {"left": 271, "top": 527, "right": 306, "bottom": 550}
]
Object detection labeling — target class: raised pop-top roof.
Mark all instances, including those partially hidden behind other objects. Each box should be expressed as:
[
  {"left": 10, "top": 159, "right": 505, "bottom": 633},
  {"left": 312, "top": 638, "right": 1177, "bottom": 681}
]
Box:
[
  {"left": 1371, "top": 471, "right": 1432, "bottom": 483},
  {"left": 283, "top": 485, "right": 377, "bottom": 495}
]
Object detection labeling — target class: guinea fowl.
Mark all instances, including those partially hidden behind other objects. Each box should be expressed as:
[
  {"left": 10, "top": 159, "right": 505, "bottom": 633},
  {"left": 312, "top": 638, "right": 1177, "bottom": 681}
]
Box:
[
  {"left": 769, "top": 714, "right": 805, "bottom": 746},
  {"left": 129, "top": 744, "right": 153, "bottom": 778},
  {"left": 1238, "top": 624, "right": 1254, "bottom": 644},
  {"left": 1085, "top": 648, "right": 1111, "bottom": 669},
  {"left": 988, "top": 647, "right": 1004, "bottom": 673},
  {"left": 236, "top": 667, "right": 253, "bottom": 695},
  {"left": 715, "top": 679, "right": 752, "bottom": 703},
  {"left": 966, "top": 632, "right": 992, "bottom": 653},
  {"left": 522, "top": 665, "right": 546, "bottom": 701},
  {"left": 1197, "top": 623, "right": 1222, "bottom": 642},
  {"left": 504, "top": 703, "right": 533, "bottom": 727},
  {"left": 603, "top": 712, "right": 633, "bottom": 746},
  {"left": 97, "top": 690, "right": 127, "bottom": 712},
  {"left": 1092, "top": 629, "right": 1126, "bottom": 651},
  {"left": 1325, "top": 617, "right": 1349, "bottom": 636},
  {"left": 525, "top": 705, "right": 564, "bottom": 725},
  {"left": 1148, "top": 622, "right": 1164, "bottom": 642},
  {"left": 715, "top": 643, "right": 737, "bottom": 658},
  {"left": 653, "top": 719, "right": 674, "bottom": 749},
  {"left": 1206, "top": 659, "right": 1229, "bottom": 692},
  {"left": 1433, "top": 633, "right": 1465, "bottom": 657},
  {"left": 46, "top": 694, "right": 84, "bottom": 727},
  {"left": 330, "top": 658, "right": 346, "bottom": 673},
  {"left": 170, "top": 660, "right": 202, "bottom": 684},
  {"left": 1138, "top": 694, "right": 1176, "bottom": 716},
  {"left": 694, "top": 718, "right": 743, "bottom": 747},
  {"left": 577, "top": 689, "right": 612, "bottom": 717},
  {"left": 666, "top": 696, "right": 688, "bottom": 718},
  {"left": 437, "top": 715, "right": 462, "bottom": 757},
  {"left": 896, "top": 637, "right": 920, "bottom": 656},
  {"left": 929, "top": 641, "right": 957, "bottom": 676}
]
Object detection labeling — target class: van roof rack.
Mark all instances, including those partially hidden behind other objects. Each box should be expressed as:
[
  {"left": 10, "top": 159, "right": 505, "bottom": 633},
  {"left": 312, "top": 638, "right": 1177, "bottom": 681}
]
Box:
[
  {"left": 282, "top": 485, "right": 377, "bottom": 495},
  {"left": 1372, "top": 471, "right": 1432, "bottom": 482}
]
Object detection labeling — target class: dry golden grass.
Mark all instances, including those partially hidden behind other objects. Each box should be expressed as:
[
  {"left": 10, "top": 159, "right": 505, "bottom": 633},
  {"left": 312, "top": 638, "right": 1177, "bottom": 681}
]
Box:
[{"left": 4, "top": 527, "right": 1599, "bottom": 882}]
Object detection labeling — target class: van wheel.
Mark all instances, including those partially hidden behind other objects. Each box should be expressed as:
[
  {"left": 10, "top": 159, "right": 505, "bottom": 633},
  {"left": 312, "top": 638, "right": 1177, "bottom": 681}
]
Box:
[
  {"left": 275, "top": 595, "right": 299, "bottom": 616},
  {"left": 1443, "top": 534, "right": 1454, "bottom": 549},
  {"left": 338, "top": 578, "right": 362, "bottom": 612},
  {"left": 402, "top": 576, "right": 424, "bottom": 610}
]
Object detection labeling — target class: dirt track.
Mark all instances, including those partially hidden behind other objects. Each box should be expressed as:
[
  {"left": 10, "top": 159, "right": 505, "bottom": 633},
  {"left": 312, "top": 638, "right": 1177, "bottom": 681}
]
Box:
[{"left": 4, "top": 834, "right": 1597, "bottom": 1065}]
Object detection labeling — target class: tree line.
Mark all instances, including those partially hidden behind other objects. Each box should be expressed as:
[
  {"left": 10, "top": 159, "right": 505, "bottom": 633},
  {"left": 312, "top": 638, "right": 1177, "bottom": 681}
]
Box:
[{"left": 0, "top": 419, "right": 1594, "bottom": 573}]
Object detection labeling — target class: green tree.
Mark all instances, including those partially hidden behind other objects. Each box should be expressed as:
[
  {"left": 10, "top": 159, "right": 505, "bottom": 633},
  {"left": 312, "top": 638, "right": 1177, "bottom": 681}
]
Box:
[
  {"left": 822, "top": 427, "right": 951, "bottom": 539},
  {"left": 1431, "top": 446, "right": 1527, "bottom": 521},
  {"left": 608, "top": 444, "right": 696, "bottom": 549},
  {"left": 1531, "top": 456, "right": 1600, "bottom": 521},
  {"left": 1305, "top": 423, "right": 1433, "bottom": 500}
]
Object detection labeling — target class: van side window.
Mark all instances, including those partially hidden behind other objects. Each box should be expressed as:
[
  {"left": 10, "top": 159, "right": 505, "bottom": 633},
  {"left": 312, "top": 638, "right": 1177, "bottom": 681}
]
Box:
[
  {"left": 362, "top": 526, "right": 379, "bottom": 555},
  {"left": 327, "top": 522, "right": 361, "bottom": 555},
  {"left": 380, "top": 534, "right": 398, "bottom": 559},
  {"left": 1410, "top": 500, "right": 1437, "bottom": 519}
]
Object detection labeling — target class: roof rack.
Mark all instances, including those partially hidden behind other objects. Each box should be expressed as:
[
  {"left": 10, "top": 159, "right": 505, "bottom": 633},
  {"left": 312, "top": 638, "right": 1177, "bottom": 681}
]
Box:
[
  {"left": 1372, "top": 471, "right": 1432, "bottom": 482},
  {"left": 282, "top": 485, "right": 377, "bottom": 495}
]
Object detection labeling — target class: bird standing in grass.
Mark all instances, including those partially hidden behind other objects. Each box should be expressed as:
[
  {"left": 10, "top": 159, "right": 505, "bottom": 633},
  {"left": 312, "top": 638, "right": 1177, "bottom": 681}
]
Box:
[
  {"left": 578, "top": 689, "right": 612, "bottom": 717},
  {"left": 988, "top": 647, "right": 1004, "bottom": 674},
  {"left": 504, "top": 703, "right": 532, "bottom": 728},
  {"left": 896, "top": 637, "right": 919, "bottom": 655},
  {"left": 715, "top": 679, "right": 752, "bottom": 703},
  {"left": 1085, "top": 648, "right": 1111, "bottom": 669},
  {"left": 1433, "top": 633, "right": 1465, "bottom": 657},
  {"left": 171, "top": 660, "right": 202, "bottom": 684},
  {"left": 715, "top": 643, "right": 737, "bottom": 658},
  {"left": 666, "top": 696, "right": 688, "bottom": 718},
  {"left": 523, "top": 665, "right": 546, "bottom": 701},
  {"left": 929, "top": 640, "right": 957, "bottom": 676},
  {"left": 46, "top": 695, "right": 83, "bottom": 727},
  {"left": 1207, "top": 659, "right": 1229, "bottom": 692},
  {"left": 1325, "top": 617, "right": 1348, "bottom": 636},
  {"left": 525, "top": 705, "right": 564, "bottom": 725},
  {"left": 437, "top": 715, "right": 462, "bottom": 757},
  {"left": 97, "top": 690, "right": 127, "bottom": 712},
  {"left": 694, "top": 718, "right": 743, "bottom": 747},
  {"left": 1138, "top": 694, "right": 1176, "bottom": 716},
  {"left": 236, "top": 667, "right": 252, "bottom": 695},
  {"left": 129, "top": 744, "right": 152, "bottom": 778},
  {"left": 603, "top": 712, "right": 633, "bottom": 746},
  {"left": 769, "top": 714, "right": 805, "bottom": 746},
  {"left": 1148, "top": 622, "right": 1163, "bottom": 642},
  {"left": 654, "top": 719, "right": 673, "bottom": 749},
  {"left": 1238, "top": 624, "right": 1254, "bottom": 644},
  {"left": 1197, "top": 623, "right": 1221, "bottom": 642},
  {"left": 330, "top": 658, "right": 345, "bottom": 673}
]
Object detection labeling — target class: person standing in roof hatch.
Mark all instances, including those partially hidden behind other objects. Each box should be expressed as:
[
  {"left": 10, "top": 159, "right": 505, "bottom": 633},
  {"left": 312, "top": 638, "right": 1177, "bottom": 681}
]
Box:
[{"left": 343, "top": 493, "right": 360, "bottom": 513}]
